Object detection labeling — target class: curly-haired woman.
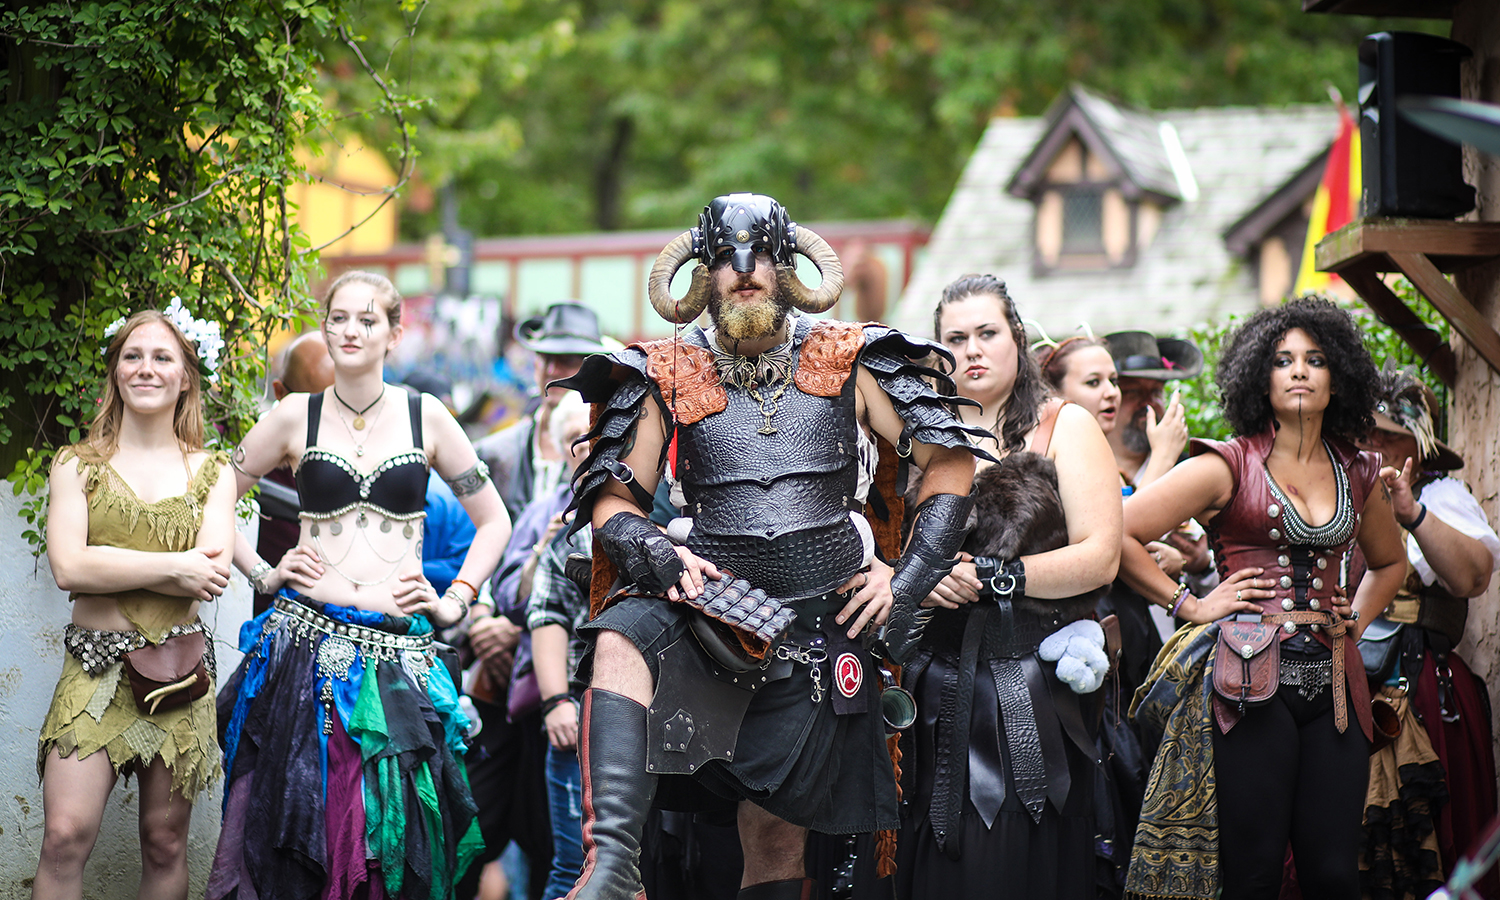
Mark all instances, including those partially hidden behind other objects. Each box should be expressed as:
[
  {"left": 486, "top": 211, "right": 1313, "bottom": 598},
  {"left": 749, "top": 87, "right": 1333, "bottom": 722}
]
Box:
[
  {"left": 1119, "top": 297, "right": 1405, "bottom": 900},
  {"left": 35, "top": 308, "right": 236, "bottom": 900}
]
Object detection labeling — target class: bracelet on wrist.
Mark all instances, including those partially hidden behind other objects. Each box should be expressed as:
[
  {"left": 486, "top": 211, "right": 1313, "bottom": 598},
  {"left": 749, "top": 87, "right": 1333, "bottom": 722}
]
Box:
[
  {"left": 540, "top": 692, "right": 574, "bottom": 717},
  {"left": 450, "top": 578, "right": 479, "bottom": 600},
  {"left": 1169, "top": 583, "right": 1191, "bottom": 618},
  {"left": 249, "top": 560, "right": 274, "bottom": 595},
  {"left": 1400, "top": 503, "right": 1428, "bottom": 532}
]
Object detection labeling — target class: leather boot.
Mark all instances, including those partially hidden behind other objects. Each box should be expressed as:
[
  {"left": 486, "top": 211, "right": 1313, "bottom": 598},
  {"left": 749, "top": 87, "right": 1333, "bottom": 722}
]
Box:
[
  {"left": 737, "top": 878, "right": 816, "bottom": 900},
  {"left": 565, "top": 689, "right": 657, "bottom": 900}
]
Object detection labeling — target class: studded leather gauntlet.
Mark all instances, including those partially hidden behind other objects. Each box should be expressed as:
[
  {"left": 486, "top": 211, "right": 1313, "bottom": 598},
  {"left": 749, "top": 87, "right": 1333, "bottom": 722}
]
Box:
[
  {"left": 682, "top": 576, "right": 796, "bottom": 646},
  {"left": 597, "top": 511, "right": 684, "bottom": 595},
  {"left": 973, "top": 556, "right": 1027, "bottom": 604},
  {"left": 878, "top": 492, "right": 973, "bottom": 664}
]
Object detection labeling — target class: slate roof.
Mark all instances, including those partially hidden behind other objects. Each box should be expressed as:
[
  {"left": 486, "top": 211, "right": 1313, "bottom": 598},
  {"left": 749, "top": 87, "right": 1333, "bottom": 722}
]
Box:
[{"left": 891, "top": 88, "right": 1339, "bottom": 339}]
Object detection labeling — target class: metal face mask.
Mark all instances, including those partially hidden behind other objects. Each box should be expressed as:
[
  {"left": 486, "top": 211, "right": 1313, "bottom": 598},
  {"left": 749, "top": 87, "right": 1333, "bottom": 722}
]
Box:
[{"left": 692, "top": 193, "right": 795, "bottom": 273}]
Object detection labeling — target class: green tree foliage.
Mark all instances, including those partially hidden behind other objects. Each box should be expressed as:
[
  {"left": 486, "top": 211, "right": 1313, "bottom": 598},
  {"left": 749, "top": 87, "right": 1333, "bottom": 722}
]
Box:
[
  {"left": 0, "top": 0, "right": 374, "bottom": 544},
  {"left": 1176, "top": 283, "right": 1451, "bottom": 443},
  {"left": 321, "top": 0, "right": 1439, "bottom": 238}
]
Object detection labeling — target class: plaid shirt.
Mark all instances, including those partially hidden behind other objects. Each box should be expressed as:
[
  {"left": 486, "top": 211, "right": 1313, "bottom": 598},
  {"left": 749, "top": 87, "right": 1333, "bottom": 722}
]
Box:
[{"left": 525, "top": 522, "right": 592, "bottom": 681}]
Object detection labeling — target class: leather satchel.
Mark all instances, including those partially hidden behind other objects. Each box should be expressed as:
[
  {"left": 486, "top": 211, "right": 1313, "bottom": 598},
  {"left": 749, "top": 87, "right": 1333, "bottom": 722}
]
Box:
[
  {"left": 1213, "top": 618, "right": 1280, "bottom": 710},
  {"left": 1357, "top": 616, "right": 1405, "bottom": 687},
  {"left": 122, "top": 632, "right": 209, "bottom": 715}
]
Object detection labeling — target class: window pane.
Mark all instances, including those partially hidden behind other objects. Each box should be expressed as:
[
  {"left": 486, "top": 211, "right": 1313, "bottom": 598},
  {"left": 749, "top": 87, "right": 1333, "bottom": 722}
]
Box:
[{"left": 1061, "top": 191, "right": 1104, "bottom": 254}]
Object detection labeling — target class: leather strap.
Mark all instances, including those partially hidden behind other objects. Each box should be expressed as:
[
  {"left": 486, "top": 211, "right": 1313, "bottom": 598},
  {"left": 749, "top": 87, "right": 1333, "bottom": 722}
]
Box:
[
  {"left": 1263, "top": 609, "right": 1351, "bottom": 732},
  {"left": 994, "top": 656, "right": 1049, "bottom": 823},
  {"left": 930, "top": 605, "right": 988, "bottom": 859},
  {"left": 1030, "top": 398, "right": 1066, "bottom": 457}
]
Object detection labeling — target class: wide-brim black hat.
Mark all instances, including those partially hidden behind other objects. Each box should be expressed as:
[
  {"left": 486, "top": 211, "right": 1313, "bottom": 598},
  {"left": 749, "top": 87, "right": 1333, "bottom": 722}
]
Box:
[
  {"left": 1104, "top": 331, "right": 1203, "bottom": 381},
  {"left": 515, "top": 302, "right": 608, "bottom": 356}
]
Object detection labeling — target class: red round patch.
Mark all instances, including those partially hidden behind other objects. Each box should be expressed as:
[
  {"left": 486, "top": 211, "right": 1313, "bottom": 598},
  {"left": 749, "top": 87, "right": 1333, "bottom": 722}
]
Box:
[{"left": 835, "top": 653, "right": 863, "bottom": 698}]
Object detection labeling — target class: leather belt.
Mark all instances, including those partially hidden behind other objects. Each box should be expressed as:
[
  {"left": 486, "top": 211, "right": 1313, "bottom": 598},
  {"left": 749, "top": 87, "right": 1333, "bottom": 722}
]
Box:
[
  {"left": 1263, "top": 609, "right": 1351, "bottom": 732},
  {"left": 930, "top": 605, "right": 986, "bottom": 859}
]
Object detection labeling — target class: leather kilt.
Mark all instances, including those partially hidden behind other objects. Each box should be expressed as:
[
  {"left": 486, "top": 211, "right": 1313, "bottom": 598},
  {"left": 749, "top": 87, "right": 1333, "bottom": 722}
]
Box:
[{"left": 579, "top": 593, "right": 898, "bottom": 834}]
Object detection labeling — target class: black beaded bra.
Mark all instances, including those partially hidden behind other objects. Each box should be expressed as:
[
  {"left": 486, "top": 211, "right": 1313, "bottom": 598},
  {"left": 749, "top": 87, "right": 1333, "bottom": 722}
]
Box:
[{"left": 295, "top": 391, "right": 428, "bottom": 522}]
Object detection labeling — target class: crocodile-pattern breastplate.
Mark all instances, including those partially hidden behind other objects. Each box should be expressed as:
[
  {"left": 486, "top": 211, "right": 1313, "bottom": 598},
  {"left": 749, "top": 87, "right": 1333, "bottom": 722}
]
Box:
[{"left": 675, "top": 351, "right": 864, "bottom": 598}]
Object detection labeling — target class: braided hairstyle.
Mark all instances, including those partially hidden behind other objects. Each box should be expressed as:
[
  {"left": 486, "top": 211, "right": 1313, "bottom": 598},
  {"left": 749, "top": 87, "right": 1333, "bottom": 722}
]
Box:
[{"left": 933, "top": 274, "right": 1044, "bottom": 453}]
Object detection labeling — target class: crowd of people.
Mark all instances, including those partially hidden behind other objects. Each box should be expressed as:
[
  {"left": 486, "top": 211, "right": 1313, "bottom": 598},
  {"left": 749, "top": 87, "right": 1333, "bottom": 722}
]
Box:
[{"left": 29, "top": 192, "right": 1500, "bottom": 900}]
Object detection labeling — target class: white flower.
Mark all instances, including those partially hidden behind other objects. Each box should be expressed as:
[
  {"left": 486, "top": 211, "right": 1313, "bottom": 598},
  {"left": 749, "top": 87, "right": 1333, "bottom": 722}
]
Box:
[{"left": 104, "top": 297, "right": 225, "bottom": 381}]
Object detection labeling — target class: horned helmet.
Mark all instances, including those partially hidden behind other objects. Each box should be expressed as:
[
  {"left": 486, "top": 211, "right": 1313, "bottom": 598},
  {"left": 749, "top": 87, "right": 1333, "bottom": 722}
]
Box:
[{"left": 646, "top": 193, "right": 844, "bottom": 324}]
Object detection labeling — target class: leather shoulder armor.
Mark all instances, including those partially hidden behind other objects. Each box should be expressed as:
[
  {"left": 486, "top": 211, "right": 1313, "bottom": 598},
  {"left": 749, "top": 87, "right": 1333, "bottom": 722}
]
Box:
[
  {"left": 635, "top": 335, "right": 726, "bottom": 425},
  {"left": 859, "top": 326, "right": 994, "bottom": 459},
  {"left": 795, "top": 320, "right": 867, "bottom": 397},
  {"left": 556, "top": 350, "right": 659, "bottom": 532}
]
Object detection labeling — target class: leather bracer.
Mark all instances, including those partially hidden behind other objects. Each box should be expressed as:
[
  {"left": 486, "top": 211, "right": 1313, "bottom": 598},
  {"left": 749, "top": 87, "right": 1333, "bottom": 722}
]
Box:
[
  {"left": 597, "top": 512, "right": 684, "bottom": 595},
  {"left": 974, "top": 556, "right": 1027, "bottom": 604},
  {"left": 878, "top": 492, "right": 973, "bottom": 664}
]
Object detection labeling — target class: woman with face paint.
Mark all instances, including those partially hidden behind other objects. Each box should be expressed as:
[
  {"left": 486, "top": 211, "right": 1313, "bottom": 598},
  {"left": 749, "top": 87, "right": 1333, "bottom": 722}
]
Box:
[
  {"left": 1117, "top": 297, "right": 1405, "bottom": 900},
  {"left": 210, "top": 271, "right": 512, "bottom": 900}
]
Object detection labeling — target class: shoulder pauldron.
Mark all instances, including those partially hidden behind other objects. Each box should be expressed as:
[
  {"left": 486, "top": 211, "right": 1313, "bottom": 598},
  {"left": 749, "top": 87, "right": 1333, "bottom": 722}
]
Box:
[{"left": 859, "top": 325, "right": 994, "bottom": 459}]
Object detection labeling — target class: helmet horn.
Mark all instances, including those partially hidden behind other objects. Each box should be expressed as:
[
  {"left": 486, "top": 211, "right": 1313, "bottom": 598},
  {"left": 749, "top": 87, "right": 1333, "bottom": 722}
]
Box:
[
  {"left": 781, "top": 227, "right": 844, "bottom": 314},
  {"left": 647, "top": 231, "right": 712, "bottom": 324}
]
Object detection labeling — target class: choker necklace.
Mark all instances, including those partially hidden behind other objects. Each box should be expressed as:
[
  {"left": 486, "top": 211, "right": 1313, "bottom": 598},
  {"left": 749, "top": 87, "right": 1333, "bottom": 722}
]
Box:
[
  {"left": 333, "top": 386, "right": 388, "bottom": 456},
  {"left": 334, "top": 386, "right": 382, "bottom": 430}
]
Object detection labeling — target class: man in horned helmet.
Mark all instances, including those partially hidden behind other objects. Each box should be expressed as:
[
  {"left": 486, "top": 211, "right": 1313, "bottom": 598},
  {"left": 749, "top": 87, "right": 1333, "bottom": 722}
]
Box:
[{"left": 555, "top": 193, "right": 986, "bottom": 899}]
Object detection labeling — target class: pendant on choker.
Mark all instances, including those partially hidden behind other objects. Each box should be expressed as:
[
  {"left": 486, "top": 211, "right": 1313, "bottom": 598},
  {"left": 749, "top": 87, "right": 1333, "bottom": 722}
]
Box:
[{"left": 353, "top": 416, "right": 366, "bottom": 430}]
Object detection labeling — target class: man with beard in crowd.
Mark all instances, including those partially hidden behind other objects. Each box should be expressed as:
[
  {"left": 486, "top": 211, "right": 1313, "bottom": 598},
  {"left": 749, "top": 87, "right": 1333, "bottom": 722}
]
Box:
[{"left": 555, "top": 194, "right": 986, "bottom": 900}]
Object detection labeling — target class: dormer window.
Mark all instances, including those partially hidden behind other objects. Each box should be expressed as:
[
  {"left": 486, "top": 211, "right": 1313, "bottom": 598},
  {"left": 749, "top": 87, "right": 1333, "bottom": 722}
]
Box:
[
  {"left": 1061, "top": 186, "right": 1106, "bottom": 255},
  {"left": 1006, "top": 86, "right": 1188, "bottom": 276}
]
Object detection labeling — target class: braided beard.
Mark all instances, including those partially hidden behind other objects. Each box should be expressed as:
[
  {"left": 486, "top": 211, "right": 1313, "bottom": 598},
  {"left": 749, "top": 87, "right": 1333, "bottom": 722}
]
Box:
[{"left": 708, "top": 270, "right": 793, "bottom": 343}]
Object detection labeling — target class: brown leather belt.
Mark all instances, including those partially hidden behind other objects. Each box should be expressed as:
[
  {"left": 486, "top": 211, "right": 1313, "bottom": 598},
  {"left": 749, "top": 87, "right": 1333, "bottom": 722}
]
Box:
[{"left": 1262, "top": 609, "right": 1352, "bottom": 732}]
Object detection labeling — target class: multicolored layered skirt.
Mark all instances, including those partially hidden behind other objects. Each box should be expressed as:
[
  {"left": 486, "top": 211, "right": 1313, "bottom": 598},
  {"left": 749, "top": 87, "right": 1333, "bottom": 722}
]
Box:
[{"left": 208, "top": 593, "right": 482, "bottom": 900}]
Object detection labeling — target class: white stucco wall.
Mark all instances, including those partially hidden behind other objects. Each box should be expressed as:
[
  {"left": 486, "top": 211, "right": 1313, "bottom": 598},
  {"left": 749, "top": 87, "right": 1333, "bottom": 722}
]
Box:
[{"left": 0, "top": 490, "right": 255, "bottom": 898}]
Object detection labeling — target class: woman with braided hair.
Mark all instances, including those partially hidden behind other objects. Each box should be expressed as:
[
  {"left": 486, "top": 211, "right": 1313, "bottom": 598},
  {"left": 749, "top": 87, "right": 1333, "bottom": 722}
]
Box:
[{"left": 894, "top": 274, "right": 1122, "bottom": 898}]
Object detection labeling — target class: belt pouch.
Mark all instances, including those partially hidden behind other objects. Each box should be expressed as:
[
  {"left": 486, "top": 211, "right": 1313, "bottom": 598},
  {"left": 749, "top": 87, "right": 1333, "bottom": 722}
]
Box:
[
  {"left": 1213, "top": 618, "right": 1279, "bottom": 713},
  {"left": 1357, "top": 616, "right": 1404, "bottom": 686},
  {"left": 123, "top": 631, "right": 209, "bottom": 714},
  {"left": 825, "top": 626, "right": 869, "bottom": 716}
]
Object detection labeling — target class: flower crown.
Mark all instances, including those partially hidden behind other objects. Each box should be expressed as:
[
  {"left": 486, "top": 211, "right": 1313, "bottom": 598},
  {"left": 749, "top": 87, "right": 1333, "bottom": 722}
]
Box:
[{"left": 104, "top": 296, "right": 224, "bottom": 381}]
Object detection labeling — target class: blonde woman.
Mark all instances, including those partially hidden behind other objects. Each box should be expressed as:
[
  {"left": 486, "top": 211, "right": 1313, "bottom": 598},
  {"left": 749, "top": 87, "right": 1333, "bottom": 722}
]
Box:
[{"left": 35, "top": 305, "right": 235, "bottom": 900}]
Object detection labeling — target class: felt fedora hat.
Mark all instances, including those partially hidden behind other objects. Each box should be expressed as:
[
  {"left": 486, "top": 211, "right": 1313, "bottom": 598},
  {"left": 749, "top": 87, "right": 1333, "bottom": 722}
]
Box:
[
  {"left": 1104, "top": 331, "right": 1203, "bottom": 381},
  {"left": 515, "top": 302, "right": 608, "bottom": 356}
]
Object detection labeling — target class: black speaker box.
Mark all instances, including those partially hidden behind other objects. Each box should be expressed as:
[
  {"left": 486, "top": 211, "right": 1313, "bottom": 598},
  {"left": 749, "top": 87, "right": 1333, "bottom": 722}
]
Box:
[{"left": 1358, "top": 31, "right": 1475, "bottom": 219}]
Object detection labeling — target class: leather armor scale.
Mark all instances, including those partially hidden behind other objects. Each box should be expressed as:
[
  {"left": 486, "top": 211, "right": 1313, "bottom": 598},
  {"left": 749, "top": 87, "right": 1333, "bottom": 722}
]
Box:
[{"left": 676, "top": 355, "right": 865, "bottom": 599}]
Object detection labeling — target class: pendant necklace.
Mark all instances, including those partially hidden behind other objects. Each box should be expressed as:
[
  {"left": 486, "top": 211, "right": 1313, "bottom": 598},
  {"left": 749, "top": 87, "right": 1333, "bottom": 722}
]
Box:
[
  {"left": 334, "top": 386, "right": 383, "bottom": 430},
  {"left": 334, "top": 386, "right": 388, "bottom": 457},
  {"left": 708, "top": 329, "right": 795, "bottom": 436}
]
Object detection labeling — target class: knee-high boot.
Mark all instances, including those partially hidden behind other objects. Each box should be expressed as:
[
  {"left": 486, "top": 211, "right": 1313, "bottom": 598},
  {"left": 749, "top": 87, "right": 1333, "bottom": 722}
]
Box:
[
  {"left": 566, "top": 688, "right": 658, "bottom": 900},
  {"left": 737, "top": 878, "right": 816, "bottom": 900}
]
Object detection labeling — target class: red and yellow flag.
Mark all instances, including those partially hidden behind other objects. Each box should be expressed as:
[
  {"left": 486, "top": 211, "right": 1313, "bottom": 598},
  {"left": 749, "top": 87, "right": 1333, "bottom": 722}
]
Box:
[{"left": 1294, "top": 102, "right": 1361, "bottom": 294}]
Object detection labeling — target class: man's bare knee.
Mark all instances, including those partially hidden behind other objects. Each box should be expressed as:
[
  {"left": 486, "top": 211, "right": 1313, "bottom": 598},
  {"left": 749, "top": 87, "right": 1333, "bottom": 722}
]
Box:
[
  {"left": 590, "top": 630, "right": 654, "bottom": 705},
  {"left": 737, "top": 802, "right": 806, "bottom": 886}
]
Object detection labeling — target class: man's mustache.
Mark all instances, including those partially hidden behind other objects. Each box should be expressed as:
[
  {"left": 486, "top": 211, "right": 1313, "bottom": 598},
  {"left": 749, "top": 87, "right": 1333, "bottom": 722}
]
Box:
[{"left": 731, "top": 275, "right": 768, "bottom": 292}]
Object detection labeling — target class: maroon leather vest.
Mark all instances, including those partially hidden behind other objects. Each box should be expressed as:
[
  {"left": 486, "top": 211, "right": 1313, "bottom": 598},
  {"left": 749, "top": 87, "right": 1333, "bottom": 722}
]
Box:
[{"left": 1192, "top": 427, "right": 1380, "bottom": 741}]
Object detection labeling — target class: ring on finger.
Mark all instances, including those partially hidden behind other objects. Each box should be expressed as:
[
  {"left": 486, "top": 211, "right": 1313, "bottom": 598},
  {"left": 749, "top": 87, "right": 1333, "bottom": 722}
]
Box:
[{"left": 1235, "top": 590, "right": 1242, "bottom": 602}]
